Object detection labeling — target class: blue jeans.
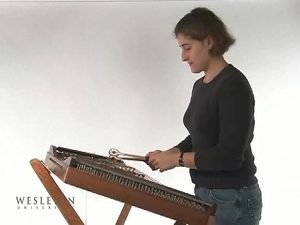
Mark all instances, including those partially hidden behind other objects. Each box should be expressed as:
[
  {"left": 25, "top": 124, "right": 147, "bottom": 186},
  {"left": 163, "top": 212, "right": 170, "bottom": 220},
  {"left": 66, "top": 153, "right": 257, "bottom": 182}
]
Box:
[{"left": 194, "top": 183, "right": 262, "bottom": 225}]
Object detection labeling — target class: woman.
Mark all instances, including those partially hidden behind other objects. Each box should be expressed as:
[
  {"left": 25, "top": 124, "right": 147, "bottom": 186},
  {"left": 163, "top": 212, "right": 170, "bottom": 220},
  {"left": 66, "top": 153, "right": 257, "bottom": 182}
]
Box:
[{"left": 146, "top": 7, "right": 262, "bottom": 225}]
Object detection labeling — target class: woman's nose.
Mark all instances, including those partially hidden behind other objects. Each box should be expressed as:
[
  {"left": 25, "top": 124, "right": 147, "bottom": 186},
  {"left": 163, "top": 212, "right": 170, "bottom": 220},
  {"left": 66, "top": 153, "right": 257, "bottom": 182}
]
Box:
[{"left": 181, "top": 51, "right": 188, "bottom": 62}]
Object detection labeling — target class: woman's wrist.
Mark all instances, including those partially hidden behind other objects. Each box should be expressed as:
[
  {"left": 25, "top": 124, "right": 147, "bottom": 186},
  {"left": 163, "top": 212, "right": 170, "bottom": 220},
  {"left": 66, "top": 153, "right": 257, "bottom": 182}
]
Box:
[
  {"left": 167, "top": 147, "right": 181, "bottom": 153},
  {"left": 178, "top": 151, "right": 185, "bottom": 167}
]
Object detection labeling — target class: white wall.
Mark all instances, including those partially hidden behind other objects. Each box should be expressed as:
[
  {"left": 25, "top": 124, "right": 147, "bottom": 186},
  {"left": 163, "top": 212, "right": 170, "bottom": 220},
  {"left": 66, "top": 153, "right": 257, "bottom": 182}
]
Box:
[{"left": 1, "top": 1, "right": 299, "bottom": 224}]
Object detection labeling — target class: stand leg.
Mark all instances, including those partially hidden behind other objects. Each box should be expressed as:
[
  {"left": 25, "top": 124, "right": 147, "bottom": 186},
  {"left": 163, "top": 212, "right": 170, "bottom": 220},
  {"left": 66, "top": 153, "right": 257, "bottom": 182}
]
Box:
[
  {"left": 116, "top": 203, "right": 132, "bottom": 225},
  {"left": 30, "top": 158, "right": 84, "bottom": 225},
  {"left": 207, "top": 216, "right": 214, "bottom": 225},
  {"left": 187, "top": 215, "right": 215, "bottom": 225},
  {"left": 174, "top": 221, "right": 186, "bottom": 225}
]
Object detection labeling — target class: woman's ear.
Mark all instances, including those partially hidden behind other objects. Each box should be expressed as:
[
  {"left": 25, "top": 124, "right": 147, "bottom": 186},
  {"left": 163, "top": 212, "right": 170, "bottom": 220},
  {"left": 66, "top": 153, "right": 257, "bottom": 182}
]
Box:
[{"left": 205, "top": 35, "right": 215, "bottom": 50}]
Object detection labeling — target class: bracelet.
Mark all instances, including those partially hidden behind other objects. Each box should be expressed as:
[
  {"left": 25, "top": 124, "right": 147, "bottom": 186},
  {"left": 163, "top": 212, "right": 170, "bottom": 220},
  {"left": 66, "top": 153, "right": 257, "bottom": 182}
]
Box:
[{"left": 179, "top": 151, "right": 184, "bottom": 167}]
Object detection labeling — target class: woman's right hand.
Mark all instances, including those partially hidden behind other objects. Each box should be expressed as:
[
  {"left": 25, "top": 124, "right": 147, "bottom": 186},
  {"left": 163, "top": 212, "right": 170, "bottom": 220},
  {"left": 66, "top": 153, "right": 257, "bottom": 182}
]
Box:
[
  {"left": 146, "top": 150, "right": 163, "bottom": 170},
  {"left": 146, "top": 148, "right": 181, "bottom": 172}
]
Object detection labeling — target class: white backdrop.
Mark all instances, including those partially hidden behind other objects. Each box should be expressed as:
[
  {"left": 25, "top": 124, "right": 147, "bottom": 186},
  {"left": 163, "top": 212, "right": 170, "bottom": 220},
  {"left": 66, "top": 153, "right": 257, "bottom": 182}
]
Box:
[{"left": 1, "top": 0, "right": 299, "bottom": 224}]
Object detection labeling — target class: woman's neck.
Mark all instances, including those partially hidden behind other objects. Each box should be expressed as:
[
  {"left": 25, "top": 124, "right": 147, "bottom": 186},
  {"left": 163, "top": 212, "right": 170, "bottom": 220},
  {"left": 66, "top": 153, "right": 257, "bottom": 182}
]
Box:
[{"left": 203, "top": 57, "right": 228, "bottom": 84}]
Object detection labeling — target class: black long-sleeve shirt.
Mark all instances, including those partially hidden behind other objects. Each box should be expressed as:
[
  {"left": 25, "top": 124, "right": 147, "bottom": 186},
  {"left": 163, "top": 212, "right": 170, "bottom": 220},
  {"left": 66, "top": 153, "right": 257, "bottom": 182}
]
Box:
[{"left": 176, "top": 64, "right": 258, "bottom": 188}]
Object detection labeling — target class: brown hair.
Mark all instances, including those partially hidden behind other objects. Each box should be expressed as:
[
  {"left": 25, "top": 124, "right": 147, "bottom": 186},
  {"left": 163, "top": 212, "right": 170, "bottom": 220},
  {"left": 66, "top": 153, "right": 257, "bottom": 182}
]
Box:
[{"left": 174, "top": 7, "right": 235, "bottom": 56}]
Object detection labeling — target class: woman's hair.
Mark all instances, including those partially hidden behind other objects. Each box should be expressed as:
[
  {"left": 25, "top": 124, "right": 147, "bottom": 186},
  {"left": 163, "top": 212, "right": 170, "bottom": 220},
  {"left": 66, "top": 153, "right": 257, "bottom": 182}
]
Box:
[{"left": 174, "top": 7, "right": 235, "bottom": 56}]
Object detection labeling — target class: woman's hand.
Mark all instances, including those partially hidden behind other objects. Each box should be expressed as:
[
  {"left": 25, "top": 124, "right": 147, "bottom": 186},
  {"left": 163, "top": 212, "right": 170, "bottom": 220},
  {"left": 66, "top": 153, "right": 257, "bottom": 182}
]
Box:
[{"left": 146, "top": 148, "right": 180, "bottom": 172}]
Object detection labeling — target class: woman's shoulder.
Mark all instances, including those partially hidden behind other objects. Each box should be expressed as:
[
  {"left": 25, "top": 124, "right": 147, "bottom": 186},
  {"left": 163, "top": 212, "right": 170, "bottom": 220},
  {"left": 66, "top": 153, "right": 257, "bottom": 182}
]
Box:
[
  {"left": 220, "top": 64, "right": 251, "bottom": 87},
  {"left": 218, "top": 64, "right": 254, "bottom": 99}
]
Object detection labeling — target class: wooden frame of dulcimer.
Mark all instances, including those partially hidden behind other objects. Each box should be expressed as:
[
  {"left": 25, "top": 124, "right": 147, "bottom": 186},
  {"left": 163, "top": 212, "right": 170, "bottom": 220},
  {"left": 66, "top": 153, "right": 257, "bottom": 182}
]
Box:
[{"left": 30, "top": 145, "right": 216, "bottom": 225}]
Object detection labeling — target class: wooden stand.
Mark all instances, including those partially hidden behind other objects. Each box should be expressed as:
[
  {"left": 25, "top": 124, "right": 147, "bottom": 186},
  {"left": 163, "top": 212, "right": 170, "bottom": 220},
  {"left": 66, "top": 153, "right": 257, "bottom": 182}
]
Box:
[
  {"left": 30, "top": 159, "right": 84, "bottom": 224},
  {"left": 30, "top": 158, "right": 194, "bottom": 225}
]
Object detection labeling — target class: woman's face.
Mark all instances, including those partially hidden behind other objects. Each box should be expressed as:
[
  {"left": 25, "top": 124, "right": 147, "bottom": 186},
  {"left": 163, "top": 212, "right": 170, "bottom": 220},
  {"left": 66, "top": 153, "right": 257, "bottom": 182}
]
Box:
[{"left": 177, "top": 33, "right": 213, "bottom": 74}]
